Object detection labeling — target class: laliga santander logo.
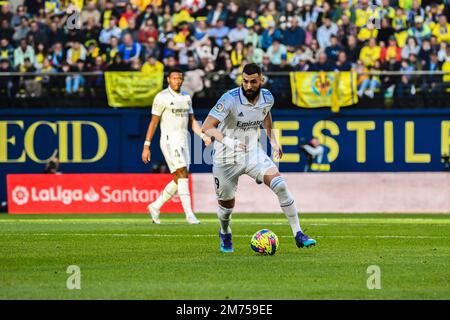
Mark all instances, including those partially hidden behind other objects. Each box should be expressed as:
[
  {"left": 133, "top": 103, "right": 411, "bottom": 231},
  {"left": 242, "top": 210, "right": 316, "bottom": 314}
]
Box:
[
  {"left": 12, "top": 186, "right": 30, "bottom": 205},
  {"left": 10, "top": 185, "right": 174, "bottom": 205}
]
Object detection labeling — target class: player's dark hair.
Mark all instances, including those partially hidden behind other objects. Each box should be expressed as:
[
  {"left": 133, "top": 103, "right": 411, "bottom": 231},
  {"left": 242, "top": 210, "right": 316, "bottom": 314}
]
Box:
[
  {"left": 167, "top": 67, "right": 184, "bottom": 77},
  {"left": 242, "top": 63, "right": 261, "bottom": 76}
]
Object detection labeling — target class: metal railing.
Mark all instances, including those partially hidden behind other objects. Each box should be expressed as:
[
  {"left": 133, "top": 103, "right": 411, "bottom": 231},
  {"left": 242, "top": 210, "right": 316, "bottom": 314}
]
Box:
[{"left": 0, "top": 71, "right": 449, "bottom": 109}]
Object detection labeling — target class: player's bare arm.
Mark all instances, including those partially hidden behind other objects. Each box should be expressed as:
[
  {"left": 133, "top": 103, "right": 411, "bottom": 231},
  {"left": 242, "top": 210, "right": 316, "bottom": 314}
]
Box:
[
  {"left": 141, "top": 114, "right": 160, "bottom": 164},
  {"left": 262, "top": 111, "right": 283, "bottom": 160},
  {"left": 201, "top": 115, "right": 247, "bottom": 152},
  {"left": 190, "top": 114, "right": 212, "bottom": 146}
]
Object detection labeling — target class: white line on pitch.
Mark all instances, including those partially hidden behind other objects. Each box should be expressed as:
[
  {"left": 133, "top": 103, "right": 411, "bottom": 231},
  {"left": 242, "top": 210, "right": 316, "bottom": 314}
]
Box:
[{"left": 0, "top": 233, "right": 448, "bottom": 239}]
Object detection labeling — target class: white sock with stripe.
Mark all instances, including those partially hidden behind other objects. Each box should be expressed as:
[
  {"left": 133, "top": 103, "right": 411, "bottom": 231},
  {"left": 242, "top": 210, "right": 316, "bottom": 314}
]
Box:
[
  {"left": 217, "top": 205, "right": 233, "bottom": 234},
  {"left": 151, "top": 180, "right": 178, "bottom": 211},
  {"left": 270, "top": 176, "right": 302, "bottom": 235},
  {"left": 177, "top": 178, "right": 195, "bottom": 217}
]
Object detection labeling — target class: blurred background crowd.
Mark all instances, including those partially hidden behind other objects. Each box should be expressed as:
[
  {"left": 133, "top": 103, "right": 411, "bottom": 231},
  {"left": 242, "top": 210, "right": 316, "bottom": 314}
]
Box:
[{"left": 0, "top": 0, "right": 449, "bottom": 104}]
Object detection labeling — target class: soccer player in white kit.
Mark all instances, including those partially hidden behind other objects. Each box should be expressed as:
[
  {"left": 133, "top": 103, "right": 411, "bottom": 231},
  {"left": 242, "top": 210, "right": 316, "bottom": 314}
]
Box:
[
  {"left": 201, "top": 63, "right": 316, "bottom": 252},
  {"left": 142, "top": 68, "right": 211, "bottom": 224}
]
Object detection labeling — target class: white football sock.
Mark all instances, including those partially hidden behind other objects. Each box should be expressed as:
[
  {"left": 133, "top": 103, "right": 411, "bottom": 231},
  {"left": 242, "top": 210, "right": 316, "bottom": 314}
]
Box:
[
  {"left": 151, "top": 180, "right": 178, "bottom": 210},
  {"left": 217, "top": 205, "right": 233, "bottom": 234},
  {"left": 270, "top": 176, "right": 302, "bottom": 235},
  {"left": 177, "top": 178, "right": 195, "bottom": 217}
]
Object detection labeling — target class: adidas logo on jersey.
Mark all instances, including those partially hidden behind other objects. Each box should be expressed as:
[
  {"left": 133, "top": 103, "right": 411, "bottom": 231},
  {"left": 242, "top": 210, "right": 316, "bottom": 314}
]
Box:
[
  {"left": 238, "top": 112, "right": 244, "bottom": 117},
  {"left": 170, "top": 102, "right": 175, "bottom": 105}
]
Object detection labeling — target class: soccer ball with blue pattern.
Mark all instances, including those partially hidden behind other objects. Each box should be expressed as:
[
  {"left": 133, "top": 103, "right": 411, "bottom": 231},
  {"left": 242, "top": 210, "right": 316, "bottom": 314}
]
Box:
[{"left": 250, "top": 229, "right": 279, "bottom": 255}]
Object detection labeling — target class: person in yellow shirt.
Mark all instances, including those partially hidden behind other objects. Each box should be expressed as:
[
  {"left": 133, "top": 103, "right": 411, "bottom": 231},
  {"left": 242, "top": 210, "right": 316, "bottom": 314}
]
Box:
[
  {"left": 357, "top": 24, "right": 379, "bottom": 42},
  {"left": 359, "top": 37, "right": 381, "bottom": 68},
  {"left": 355, "top": 0, "right": 373, "bottom": 28},
  {"left": 433, "top": 15, "right": 450, "bottom": 44},
  {"left": 141, "top": 55, "right": 164, "bottom": 74}
]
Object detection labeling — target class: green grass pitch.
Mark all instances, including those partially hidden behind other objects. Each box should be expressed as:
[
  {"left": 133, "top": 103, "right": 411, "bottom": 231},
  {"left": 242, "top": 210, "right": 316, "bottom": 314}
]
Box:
[{"left": 0, "top": 213, "right": 449, "bottom": 299}]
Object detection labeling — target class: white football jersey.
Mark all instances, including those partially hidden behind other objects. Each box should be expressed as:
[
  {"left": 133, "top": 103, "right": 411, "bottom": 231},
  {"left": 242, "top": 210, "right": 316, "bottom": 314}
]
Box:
[
  {"left": 208, "top": 87, "right": 274, "bottom": 166},
  {"left": 152, "top": 86, "right": 194, "bottom": 143}
]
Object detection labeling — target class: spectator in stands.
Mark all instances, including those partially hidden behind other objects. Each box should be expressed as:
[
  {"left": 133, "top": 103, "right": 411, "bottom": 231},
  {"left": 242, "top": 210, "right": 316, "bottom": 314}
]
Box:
[
  {"left": 47, "top": 20, "right": 66, "bottom": 48},
  {"left": 136, "top": 4, "right": 158, "bottom": 30},
  {"left": 14, "top": 38, "right": 35, "bottom": 69},
  {"left": 228, "top": 17, "right": 248, "bottom": 44},
  {"left": 99, "top": 16, "right": 122, "bottom": 50},
  {"left": 418, "top": 38, "right": 433, "bottom": 66},
  {"left": 359, "top": 37, "right": 380, "bottom": 68},
  {"left": 118, "top": 32, "right": 142, "bottom": 65},
  {"left": 317, "top": 15, "right": 338, "bottom": 49},
  {"left": 108, "top": 53, "right": 129, "bottom": 71},
  {"left": 380, "top": 36, "right": 402, "bottom": 64},
  {"left": 208, "top": 19, "right": 229, "bottom": 47},
  {"left": 81, "top": 1, "right": 101, "bottom": 27},
  {"left": 283, "top": 16, "right": 305, "bottom": 50},
  {"left": 377, "top": 17, "right": 396, "bottom": 45},
  {"left": 0, "top": 19, "right": 14, "bottom": 43},
  {"left": 34, "top": 42, "right": 47, "bottom": 71},
  {"left": 18, "top": 57, "right": 39, "bottom": 98},
  {"left": 407, "top": 15, "right": 431, "bottom": 46},
  {"left": 421, "top": 51, "right": 443, "bottom": 104},
  {"left": 0, "top": 37, "right": 14, "bottom": 63},
  {"left": 226, "top": 1, "right": 244, "bottom": 29},
  {"left": 67, "top": 41, "right": 87, "bottom": 66},
  {"left": 12, "top": 16, "right": 30, "bottom": 44},
  {"left": 325, "top": 35, "right": 343, "bottom": 63},
  {"left": 336, "top": 51, "right": 352, "bottom": 71},
  {"left": 433, "top": 14, "right": 450, "bottom": 44},
  {"left": 245, "top": 42, "right": 263, "bottom": 65},
  {"left": 267, "top": 38, "right": 287, "bottom": 65},
  {"left": 27, "top": 20, "right": 48, "bottom": 47},
  {"left": 260, "top": 20, "right": 282, "bottom": 51},
  {"left": 401, "top": 36, "right": 420, "bottom": 59},
  {"left": 239, "top": 22, "right": 257, "bottom": 47},
  {"left": 144, "top": 37, "right": 161, "bottom": 61},
  {"left": 65, "top": 59, "right": 86, "bottom": 96},
  {"left": 0, "top": 58, "right": 14, "bottom": 97},
  {"left": 297, "top": 0, "right": 318, "bottom": 29},
  {"left": 311, "top": 52, "right": 335, "bottom": 71},
  {"left": 382, "top": 53, "right": 401, "bottom": 98},
  {"left": 207, "top": 2, "right": 227, "bottom": 26},
  {"left": 357, "top": 59, "right": 381, "bottom": 98},
  {"left": 345, "top": 35, "right": 360, "bottom": 65},
  {"left": 141, "top": 55, "right": 164, "bottom": 74},
  {"left": 407, "top": 0, "right": 425, "bottom": 26},
  {"left": 138, "top": 18, "right": 158, "bottom": 44},
  {"left": 337, "top": 14, "right": 357, "bottom": 46}
]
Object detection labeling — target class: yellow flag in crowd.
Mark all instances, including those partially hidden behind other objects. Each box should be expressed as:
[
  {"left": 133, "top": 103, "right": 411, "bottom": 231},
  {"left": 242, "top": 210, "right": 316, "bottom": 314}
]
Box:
[
  {"left": 105, "top": 72, "right": 163, "bottom": 107},
  {"left": 290, "top": 71, "right": 358, "bottom": 112}
]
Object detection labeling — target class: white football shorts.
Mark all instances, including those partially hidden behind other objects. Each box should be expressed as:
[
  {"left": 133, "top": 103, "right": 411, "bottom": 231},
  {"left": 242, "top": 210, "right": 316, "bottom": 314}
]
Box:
[
  {"left": 160, "top": 136, "right": 190, "bottom": 173},
  {"left": 212, "top": 149, "right": 277, "bottom": 201}
]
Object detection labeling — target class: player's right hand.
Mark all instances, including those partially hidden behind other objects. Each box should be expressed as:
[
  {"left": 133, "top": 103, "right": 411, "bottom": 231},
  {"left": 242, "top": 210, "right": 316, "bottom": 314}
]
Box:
[
  {"left": 236, "top": 141, "right": 248, "bottom": 152},
  {"left": 142, "top": 148, "right": 151, "bottom": 164}
]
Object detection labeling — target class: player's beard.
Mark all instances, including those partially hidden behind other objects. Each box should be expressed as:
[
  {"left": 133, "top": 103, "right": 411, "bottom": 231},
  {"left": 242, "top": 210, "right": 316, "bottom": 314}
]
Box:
[{"left": 242, "top": 85, "right": 261, "bottom": 101}]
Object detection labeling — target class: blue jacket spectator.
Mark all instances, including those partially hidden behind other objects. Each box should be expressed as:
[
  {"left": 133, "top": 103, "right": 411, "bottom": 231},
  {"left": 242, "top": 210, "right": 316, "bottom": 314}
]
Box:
[
  {"left": 260, "top": 21, "right": 282, "bottom": 51},
  {"left": 283, "top": 17, "right": 305, "bottom": 48},
  {"left": 118, "top": 33, "right": 142, "bottom": 62}
]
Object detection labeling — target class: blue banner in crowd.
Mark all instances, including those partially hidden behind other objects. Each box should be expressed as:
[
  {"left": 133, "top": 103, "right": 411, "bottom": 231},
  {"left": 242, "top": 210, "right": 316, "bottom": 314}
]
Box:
[{"left": 0, "top": 108, "right": 449, "bottom": 204}]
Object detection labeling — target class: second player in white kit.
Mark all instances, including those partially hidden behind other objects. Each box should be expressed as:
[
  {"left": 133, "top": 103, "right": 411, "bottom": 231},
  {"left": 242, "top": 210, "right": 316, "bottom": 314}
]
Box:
[
  {"left": 142, "top": 68, "right": 211, "bottom": 224},
  {"left": 201, "top": 63, "right": 317, "bottom": 252}
]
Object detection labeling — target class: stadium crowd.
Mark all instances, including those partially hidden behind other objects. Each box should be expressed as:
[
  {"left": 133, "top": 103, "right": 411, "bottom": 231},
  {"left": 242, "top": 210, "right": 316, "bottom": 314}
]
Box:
[{"left": 0, "top": 0, "right": 449, "bottom": 100}]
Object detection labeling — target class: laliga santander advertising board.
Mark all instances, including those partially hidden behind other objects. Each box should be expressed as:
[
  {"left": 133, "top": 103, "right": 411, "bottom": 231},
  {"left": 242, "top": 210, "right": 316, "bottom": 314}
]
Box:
[{"left": 7, "top": 174, "right": 189, "bottom": 214}]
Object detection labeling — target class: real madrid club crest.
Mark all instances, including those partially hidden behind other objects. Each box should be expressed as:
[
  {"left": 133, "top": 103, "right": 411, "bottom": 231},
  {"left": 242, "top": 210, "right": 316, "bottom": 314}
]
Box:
[{"left": 262, "top": 108, "right": 267, "bottom": 117}]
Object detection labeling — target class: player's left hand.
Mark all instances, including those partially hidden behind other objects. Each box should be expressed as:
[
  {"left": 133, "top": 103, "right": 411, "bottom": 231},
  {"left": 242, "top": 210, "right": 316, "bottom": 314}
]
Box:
[
  {"left": 202, "top": 136, "right": 212, "bottom": 146},
  {"left": 273, "top": 146, "right": 283, "bottom": 160}
]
